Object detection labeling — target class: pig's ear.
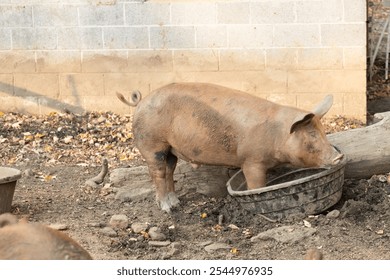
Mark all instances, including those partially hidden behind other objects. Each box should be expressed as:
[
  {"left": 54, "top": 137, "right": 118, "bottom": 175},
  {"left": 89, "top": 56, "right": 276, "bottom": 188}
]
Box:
[
  {"left": 312, "top": 95, "right": 333, "bottom": 118},
  {"left": 290, "top": 113, "right": 315, "bottom": 134}
]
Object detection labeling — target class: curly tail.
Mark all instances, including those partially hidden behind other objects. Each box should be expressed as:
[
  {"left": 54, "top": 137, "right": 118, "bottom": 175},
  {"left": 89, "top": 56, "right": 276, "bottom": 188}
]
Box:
[{"left": 116, "top": 90, "right": 142, "bottom": 107}]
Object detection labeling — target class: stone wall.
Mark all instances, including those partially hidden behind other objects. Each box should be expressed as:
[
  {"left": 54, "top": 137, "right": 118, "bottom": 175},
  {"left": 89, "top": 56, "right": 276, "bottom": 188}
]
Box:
[{"left": 0, "top": 0, "right": 367, "bottom": 119}]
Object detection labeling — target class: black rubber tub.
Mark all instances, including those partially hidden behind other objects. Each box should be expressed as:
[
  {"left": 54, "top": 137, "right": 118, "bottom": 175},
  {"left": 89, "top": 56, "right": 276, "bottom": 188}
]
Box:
[
  {"left": 227, "top": 156, "right": 347, "bottom": 220},
  {"left": 0, "top": 167, "right": 21, "bottom": 214}
]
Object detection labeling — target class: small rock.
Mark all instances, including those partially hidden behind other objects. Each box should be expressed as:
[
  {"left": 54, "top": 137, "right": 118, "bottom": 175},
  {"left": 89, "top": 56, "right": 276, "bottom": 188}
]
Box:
[
  {"left": 218, "top": 214, "right": 224, "bottom": 225},
  {"left": 48, "top": 224, "right": 68, "bottom": 231},
  {"left": 109, "top": 214, "right": 129, "bottom": 229},
  {"left": 148, "top": 227, "right": 166, "bottom": 241},
  {"left": 115, "top": 184, "right": 154, "bottom": 202},
  {"left": 87, "top": 222, "right": 105, "bottom": 228},
  {"left": 23, "top": 169, "right": 34, "bottom": 177},
  {"left": 148, "top": 241, "right": 171, "bottom": 247},
  {"left": 251, "top": 226, "right": 316, "bottom": 244},
  {"left": 204, "top": 242, "right": 231, "bottom": 253},
  {"left": 199, "top": 241, "right": 213, "bottom": 247},
  {"left": 326, "top": 210, "right": 340, "bottom": 219},
  {"left": 96, "top": 116, "right": 107, "bottom": 124},
  {"left": 100, "top": 227, "right": 117, "bottom": 237},
  {"left": 131, "top": 222, "right": 148, "bottom": 233}
]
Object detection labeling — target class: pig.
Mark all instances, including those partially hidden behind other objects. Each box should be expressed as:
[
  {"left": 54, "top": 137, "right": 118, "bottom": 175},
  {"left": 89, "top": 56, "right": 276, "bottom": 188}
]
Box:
[
  {"left": 0, "top": 213, "right": 92, "bottom": 260},
  {"left": 117, "top": 83, "right": 343, "bottom": 212}
]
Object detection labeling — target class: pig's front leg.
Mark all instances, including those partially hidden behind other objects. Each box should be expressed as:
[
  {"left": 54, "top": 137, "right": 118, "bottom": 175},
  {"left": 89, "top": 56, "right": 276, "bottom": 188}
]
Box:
[{"left": 242, "top": 162, "right": 267, "bottom": 190}]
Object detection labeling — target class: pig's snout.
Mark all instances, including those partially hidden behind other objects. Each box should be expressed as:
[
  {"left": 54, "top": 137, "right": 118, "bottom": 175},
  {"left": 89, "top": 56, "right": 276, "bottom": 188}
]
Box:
[
  {"left": 330, "top": 146, "right": 344, "bottom": 166},
  {"left": 332, "top": 153, "right": 344, "bottom": 165}
]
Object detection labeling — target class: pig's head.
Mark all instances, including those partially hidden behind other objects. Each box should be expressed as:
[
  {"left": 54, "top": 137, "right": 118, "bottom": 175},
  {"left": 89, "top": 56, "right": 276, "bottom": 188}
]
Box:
[{"left": 283, "top": 95, "right": 343, "bottom": 168}]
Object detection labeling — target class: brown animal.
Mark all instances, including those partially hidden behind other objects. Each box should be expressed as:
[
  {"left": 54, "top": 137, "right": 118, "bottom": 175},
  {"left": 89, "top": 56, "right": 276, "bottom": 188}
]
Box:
[
  {"left": 117, "top": 83, "right": 343, "bottom": 212},
  {"left": 0, "top": 213, "right": 92, "bottom": 260},
  {"left": 305, "top": 248, "right": 323, "bottom": 260}
]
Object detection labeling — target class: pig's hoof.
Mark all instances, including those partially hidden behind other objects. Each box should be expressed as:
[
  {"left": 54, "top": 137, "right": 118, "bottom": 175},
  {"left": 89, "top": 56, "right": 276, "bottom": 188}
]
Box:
[{"left": 167, "top": 192, "right": 180, "bottom": 207}]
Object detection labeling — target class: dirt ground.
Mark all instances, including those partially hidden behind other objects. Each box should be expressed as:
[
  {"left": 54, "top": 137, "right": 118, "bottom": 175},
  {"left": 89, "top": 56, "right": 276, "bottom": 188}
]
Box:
[{"left": 1, "top": 103, "right": 390, "bottom": 260}]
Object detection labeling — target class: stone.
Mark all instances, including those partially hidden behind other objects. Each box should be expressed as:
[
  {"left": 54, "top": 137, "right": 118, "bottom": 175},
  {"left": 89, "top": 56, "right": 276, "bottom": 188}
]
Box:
[
  {"left": 131, "top": 222, "right": 148, "bottom": 233},
  {"left": 109, "top": 214, "right": 128, "bottom": 229},
  {"left": 326, "top": 210, "right": 340, "bottom": 219},
  {"left": 148, "top": 226, "right": 166, "bottom": 241},
  {"left": 109, "top": 166, "right": 150, "bottom": 186},
  {"left": 100, "top": 227, "right": 117, "bottom": 237},
  {"left": 115, "top": 182, "right": 154, "bottom": 202},
  {"left": 204, "top": 242, "right": 231, "bottom": 253},
  {"left": 251, "top": 226, "right": 317, "bottom": 244},
  {"left": 48, "top": 223, "right": 68, "bottom": 231},
  {"left": 148, "top": 241, "right": 171, "bottom": 247}
]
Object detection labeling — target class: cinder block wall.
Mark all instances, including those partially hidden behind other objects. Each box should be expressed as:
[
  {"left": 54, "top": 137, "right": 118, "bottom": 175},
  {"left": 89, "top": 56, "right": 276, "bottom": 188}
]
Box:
[{"left": 0, "top": 0, "right": 367, "bottom": 119}]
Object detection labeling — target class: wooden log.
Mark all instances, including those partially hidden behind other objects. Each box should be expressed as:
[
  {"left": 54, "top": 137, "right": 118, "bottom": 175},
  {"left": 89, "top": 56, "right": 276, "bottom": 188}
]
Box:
[{"left": 327, "top": 111, "right": 390, "bottom": 178}]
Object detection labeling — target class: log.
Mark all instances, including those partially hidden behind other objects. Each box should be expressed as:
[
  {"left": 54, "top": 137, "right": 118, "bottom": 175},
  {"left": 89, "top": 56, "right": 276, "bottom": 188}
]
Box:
[{"left": 327, "top": 111, "right": 390, "bottom": 178}]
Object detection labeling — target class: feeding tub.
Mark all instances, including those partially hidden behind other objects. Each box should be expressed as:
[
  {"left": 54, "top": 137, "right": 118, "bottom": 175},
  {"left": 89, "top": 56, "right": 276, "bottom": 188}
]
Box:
[
  {"left": 0, "top": 167, "right": 21, "bottom": 214},
  {"left": 227, "top": 156, "right": 347, "bottom": 220}
]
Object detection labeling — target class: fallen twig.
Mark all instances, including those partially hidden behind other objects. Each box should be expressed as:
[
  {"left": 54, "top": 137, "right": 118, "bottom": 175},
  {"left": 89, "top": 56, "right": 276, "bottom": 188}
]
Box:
[{"left": 85, "top": 158, "right": 108, "bottom": 188}]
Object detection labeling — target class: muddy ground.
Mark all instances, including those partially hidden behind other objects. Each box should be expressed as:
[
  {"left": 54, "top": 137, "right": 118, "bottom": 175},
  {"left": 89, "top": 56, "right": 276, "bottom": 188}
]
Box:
[{"left": 1, "top": 108, "right": 390, "bottom": 260}]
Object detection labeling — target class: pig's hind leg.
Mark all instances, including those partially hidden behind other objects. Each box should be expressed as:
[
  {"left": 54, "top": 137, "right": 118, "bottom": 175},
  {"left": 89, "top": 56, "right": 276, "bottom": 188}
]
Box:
[
  {"left": 166, "top": 152, "right": 180, "bottom": 208},
  {"left": 142, "top": 147, "right": 179, "bottom": 212}
]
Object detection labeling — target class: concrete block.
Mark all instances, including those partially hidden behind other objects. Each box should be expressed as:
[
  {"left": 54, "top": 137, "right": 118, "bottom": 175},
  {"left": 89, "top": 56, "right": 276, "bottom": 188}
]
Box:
[
  {"left": 127, "top": 50, "right": 173, "bottom": 72},
  {"left": 0, "top": 74, "right": 13, "bottom": 97},
  {"left": 176, "top": 70, "right": 287, "bottom": 95},
  {"left": 297, "top": 48, "right": 343, "bottom": 70},
  {"left": 58, "top": 27, "right": 103, "bottom": 50},
  {"left": 103, "top": 27, "right": 149, "bottom": 49},
  {"left": 321, "top": 24, "right": 366, "bottom": 47},
  {"left": 297, "top": 93, "right": 343, "bottom": 116},
  {"left": 196, "top": 26, "right": 227, "bottom": 48},
  {"left": 288, "top": 70, "right": 324, "bottom": 93},
  {"left": 173, "top": 50, "right": 218, "bottom": 72},
  {"left": 0, "top": 51, "right": 36, "bottom": 73},
  {"left": 227, "top": 25, "right": 273, "bottom": 48},
  {"left": 80, "top": 27, "right": 104, "bottom": 49},
  {"left": 54, "top": 95, "right": 86, "bottom": 115},
  {"left": 321, "top": 70, "right": 366, "bottom": 93},
  {"left": 103, "top": 73, "right": 150, "bottom": 101},
  {"left": 125, "top": 2, "right": 170, "bottom": 25},
  {"left": 0, "top": 96, "right": 40, "bottom": 115},
  {"left": 343, "top": 47, "right": 366, "bottom": 69},
  {"left": 36, "top": 51, "right": 81, "bottom": 73},
  {"left": 173, "top": 71, "right": 246, "bottom": 92},
  {"left": 344, "top": 92, "right": 367, "bottom": 119},
  {"left": 171, "top": 3, "right": 216, "bottom": 25},
  {"left": 255, "top": 70, "right": 288, "bottom": 94},
  {"left": 266, "top": 48, "right": 298, "bottom": 70},
  {"left": 150, "top": 26, "right": 195, "bottom": 49},
  {"left": 219, "top": 49, "right": 265, "bottom": 71},
  {"left": 84, "top": 95, "right": 132, "bottom": 113},
  {"left": 217, "top": 2, "right": 249, "bottom": 24},
  {"left": 14, "top": 73, "right": 59, "bottom": 98},
  {"left": 82, "top": 51, "right": 128, "bottom": 73},
  {"left": 296, "top": 0, "right": 343, "bottom": 23},
  {"left": 12, "top": 28, "right": 57, "bottom": 50},
  {"left": 57, "top": 27, "right": 81, "bottom": 50},
  {"left": 59, "top": 73, "right": 104, "bottom": 97},
  {"left": 273, "top": 24, "right": 320, "bottom": 48},
  {"left": 343, "top": 0, "right": 366, "bottom": 22},
  {"left": 0, "top": 29, "right": 11, "bottom": 49},
  {"left": 0, "top": 5, "right": 33, "bottom": 27},
  {"left": 289, "top": 70, "right": 366, "bottom": 94},
  {"left": 250, "top": 1, "right": 295, "bottom": 24},
  {"left": 145, "top": 72, "right": 177, "bottom": 92},
  {"left": 79, "top": 4, "right": 124, "bottom": 26},
  {"left": 267, "top": 94, "right": 297, "bottom": 107},
  {"left": 33, "top": 5, "right": 78, "bottom": 26}
]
